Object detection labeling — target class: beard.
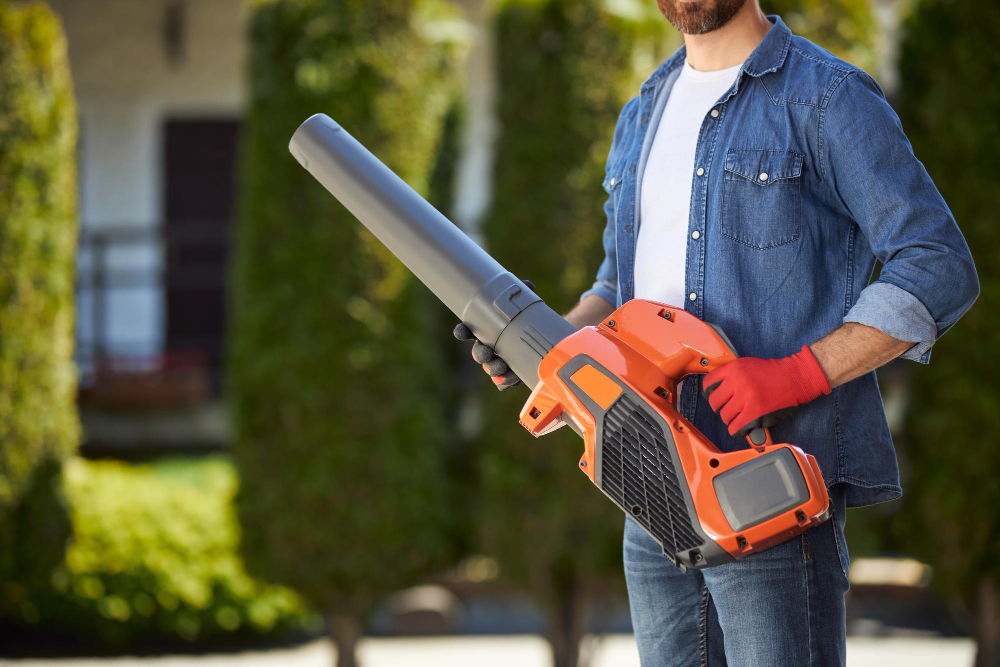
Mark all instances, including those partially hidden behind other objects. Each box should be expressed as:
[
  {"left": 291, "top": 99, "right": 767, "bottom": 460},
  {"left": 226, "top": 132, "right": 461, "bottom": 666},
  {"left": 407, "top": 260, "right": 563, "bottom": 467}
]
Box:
[{"left": 656, "top": 0, "right": 749, "bottom": 35}]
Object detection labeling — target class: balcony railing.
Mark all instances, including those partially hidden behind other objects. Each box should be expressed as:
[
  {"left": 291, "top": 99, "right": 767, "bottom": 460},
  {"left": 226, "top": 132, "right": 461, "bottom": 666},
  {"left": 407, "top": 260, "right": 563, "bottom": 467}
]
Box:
[{"left": 75, "top": 222, "right": 230, "bottom": 407}]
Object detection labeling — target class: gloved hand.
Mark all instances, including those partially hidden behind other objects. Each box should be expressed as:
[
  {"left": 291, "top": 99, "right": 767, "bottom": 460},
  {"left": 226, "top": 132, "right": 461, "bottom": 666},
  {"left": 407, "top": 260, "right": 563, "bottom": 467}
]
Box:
[
  {"left": 453, "top": 279, "right": 534, "bottom": 391},
  {"left": 702, "top": 344, "right": 831, "bottom": 438}
]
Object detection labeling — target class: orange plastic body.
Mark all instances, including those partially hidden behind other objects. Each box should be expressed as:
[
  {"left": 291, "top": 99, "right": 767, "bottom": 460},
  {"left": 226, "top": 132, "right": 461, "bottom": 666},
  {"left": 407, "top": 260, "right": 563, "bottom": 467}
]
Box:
[{"left": 518, "top": 300, "right": 830, "bottom": 563}]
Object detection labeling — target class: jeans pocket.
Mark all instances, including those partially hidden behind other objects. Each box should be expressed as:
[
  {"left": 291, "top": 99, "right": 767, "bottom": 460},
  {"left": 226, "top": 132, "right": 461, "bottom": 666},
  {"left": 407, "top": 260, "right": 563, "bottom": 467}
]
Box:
[{"left": 721, "top": 148, "right": 803, "bottom": 249}]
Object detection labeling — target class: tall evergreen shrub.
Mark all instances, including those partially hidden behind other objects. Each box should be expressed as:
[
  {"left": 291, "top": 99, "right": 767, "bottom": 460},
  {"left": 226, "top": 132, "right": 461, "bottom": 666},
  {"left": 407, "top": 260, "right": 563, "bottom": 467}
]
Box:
[
  {"left": 0, "top": 0, "right": 79, "bottom": 614},
  {"left": 892, "top": 2, "right": 997, "bottom": 664},
  {"left": 476, "top": 2, "right": 665, "bottom": 665},
  {"left": 230, "top": 2, "right": 460, "bottom": 665}
]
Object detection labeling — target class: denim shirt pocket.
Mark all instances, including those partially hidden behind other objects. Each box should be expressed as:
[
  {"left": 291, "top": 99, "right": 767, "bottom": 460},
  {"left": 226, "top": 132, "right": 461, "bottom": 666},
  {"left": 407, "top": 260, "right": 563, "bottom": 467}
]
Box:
[{"left": 721, "top": 148, "right": 804, "bottom": 249}]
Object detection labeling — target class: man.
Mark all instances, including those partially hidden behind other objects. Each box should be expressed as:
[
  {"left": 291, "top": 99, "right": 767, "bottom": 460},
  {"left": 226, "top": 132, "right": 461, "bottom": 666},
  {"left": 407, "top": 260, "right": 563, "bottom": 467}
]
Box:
[{"left": 456, "top": 0, "right": 978, "bottom": 664}]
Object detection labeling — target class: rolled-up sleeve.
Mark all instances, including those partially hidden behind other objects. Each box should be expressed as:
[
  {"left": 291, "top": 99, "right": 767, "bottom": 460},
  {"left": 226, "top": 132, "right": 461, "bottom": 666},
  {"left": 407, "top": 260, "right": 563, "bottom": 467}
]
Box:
[
  {"left": 843, "top": 282, "right": 937, "bottom": 362},
  {"left": 822, "top": 71, "right": 979, "bottom": 363}
]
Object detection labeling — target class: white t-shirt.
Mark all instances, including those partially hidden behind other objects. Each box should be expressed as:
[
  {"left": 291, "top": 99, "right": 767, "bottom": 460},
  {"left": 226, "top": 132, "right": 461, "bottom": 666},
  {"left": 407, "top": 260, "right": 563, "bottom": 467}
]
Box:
[{"left": 634, "top": 60, "right": 743, "bottom": 307}]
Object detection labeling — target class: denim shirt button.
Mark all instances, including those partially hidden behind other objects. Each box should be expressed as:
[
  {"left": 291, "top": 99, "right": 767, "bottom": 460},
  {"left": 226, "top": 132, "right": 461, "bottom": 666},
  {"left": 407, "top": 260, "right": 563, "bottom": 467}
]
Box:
[
  {"left": 710, "top": 108, "right": 720, "bottom": 118},
  {"left": 696, "top": 167, "right": 705, "bottom": 176},
  {"left": 689, "top": 292, "right": 697, "bottom": 301},
  {"left": 691, "top": 230, "right": 701, "bottom": 240},
  {"left": 628, "top": 165, "right": 636, "bottom": 174},
  {"left": 641, "top": 116, "right": 649, "bottom": 124},
  {"left": 624, "top": 224, "right": 632, "bottom": 232}
]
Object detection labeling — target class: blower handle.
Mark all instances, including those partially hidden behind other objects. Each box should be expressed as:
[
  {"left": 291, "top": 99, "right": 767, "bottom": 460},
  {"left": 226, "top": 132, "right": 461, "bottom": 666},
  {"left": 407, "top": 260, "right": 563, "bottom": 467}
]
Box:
[
  {"left": 700, "top": 380, "right": 773, "bottom": 452},
  {"left": 745, "top": 426, "right": 773, "bottom": 451},
  {"left": 695, "top": 320, "right": 774, "bottom": 452}
]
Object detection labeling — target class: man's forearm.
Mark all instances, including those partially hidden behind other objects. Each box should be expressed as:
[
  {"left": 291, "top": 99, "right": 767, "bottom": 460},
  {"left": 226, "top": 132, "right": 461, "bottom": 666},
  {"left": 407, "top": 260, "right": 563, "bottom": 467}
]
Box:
[
  {"left": 565, "top": 293, "right": 616, "bottom": 329},
  {"left": 809, "top": 322, "right": 915, "bottom": 388}
]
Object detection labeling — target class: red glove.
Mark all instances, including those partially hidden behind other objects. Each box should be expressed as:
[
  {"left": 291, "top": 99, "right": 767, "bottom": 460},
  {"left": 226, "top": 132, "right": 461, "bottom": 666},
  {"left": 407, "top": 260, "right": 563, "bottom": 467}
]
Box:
[{"left": 702, "top": 345, "right": 831, "bottom": 438}]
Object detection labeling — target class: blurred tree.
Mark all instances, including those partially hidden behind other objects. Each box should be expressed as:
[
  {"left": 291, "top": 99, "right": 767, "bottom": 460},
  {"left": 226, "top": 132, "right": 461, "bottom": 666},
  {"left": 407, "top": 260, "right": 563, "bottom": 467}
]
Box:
[
  {"left": 423, "top": 100, "right": 484, "bottom": 557},
  {"left": 763, "top": 0, "right": 877, "bottom": 71},
  {"left": 890, "top": 1, "right": 999, "bottom": 665},
  {"left": 230, "top": 1, "right": 461, "bottom": 666},
  {"left": 0, "top": 0, "right": 78, "bottom": 619},
  {"left": 476, "top": 2, "right": 666, "bottom": 666}
]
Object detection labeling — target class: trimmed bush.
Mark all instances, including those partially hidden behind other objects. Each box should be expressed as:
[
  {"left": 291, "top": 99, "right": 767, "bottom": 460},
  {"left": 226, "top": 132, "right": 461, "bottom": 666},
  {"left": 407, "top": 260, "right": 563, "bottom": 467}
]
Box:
[
  {"left": 231, "top": 1, "right": 461, "bottom": 664},
  {"left": 6, "top": 457, "right": 309, "bottom": 646},
  {"left": 892, "top": 1, "right": 998, "bottom": 663},
  {"left": 0, "top": 0, "right": 79, "bottom": 601},
  {"left": 476, "top": 2, "right": 667, "bottom": 666}
]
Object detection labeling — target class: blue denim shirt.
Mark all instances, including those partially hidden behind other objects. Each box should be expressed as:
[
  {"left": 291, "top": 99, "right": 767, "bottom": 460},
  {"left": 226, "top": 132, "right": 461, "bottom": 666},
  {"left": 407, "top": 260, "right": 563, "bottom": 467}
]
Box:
[{"left": 582, "top": 16, "right": 979, "bottom": 507}]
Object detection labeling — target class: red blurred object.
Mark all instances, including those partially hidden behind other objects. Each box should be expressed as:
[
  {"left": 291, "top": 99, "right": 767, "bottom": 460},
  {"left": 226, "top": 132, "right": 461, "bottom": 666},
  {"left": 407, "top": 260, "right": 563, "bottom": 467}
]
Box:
[{"left": 80, "top": 350, "right": 211, "bottom": 410}]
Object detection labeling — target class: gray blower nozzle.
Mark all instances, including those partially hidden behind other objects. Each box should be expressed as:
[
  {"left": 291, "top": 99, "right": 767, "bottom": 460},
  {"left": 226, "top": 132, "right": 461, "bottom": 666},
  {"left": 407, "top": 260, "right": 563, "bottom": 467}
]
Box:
[{"left": 289, "top": 113, "right": 576, "bottom": 388}]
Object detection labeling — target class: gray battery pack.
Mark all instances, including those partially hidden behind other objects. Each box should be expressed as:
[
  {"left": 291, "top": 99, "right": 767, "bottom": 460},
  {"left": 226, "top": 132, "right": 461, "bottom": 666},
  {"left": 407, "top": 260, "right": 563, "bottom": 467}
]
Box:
[{"left": 712, "top": 448, "right": 811, "bottom": 531}]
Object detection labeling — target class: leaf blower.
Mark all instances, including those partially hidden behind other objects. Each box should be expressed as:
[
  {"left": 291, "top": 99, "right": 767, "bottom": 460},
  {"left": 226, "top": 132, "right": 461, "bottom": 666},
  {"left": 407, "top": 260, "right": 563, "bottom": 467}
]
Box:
[{"left": 288, "top": 114, "right": 831, "bottom": 570}]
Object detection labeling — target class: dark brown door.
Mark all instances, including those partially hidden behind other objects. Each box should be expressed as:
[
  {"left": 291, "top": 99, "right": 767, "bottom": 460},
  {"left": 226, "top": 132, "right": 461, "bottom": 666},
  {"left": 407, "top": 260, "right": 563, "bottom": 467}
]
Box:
[{"left": 162, "top": 118, "right": 241, "bottom": 385}]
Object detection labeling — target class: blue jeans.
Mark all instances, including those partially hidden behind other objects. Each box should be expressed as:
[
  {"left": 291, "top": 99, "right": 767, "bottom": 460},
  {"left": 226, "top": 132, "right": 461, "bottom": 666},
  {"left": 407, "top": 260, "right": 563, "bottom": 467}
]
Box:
[{"left": 623, "top": 484, "right": 850, "bottom": 666}]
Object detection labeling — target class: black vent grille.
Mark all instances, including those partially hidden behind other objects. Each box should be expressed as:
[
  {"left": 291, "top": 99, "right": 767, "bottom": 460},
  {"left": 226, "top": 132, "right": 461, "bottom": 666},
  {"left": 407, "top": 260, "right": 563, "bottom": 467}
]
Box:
[{"left": 600, "top": 394, "right": 703, "bottom": 559}]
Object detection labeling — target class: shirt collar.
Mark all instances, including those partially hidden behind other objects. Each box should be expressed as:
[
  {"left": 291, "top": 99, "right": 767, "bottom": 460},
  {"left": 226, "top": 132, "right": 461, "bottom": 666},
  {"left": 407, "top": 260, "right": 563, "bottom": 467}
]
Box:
[
  {"left": 641, "top": 15, "right": 792, "bottom": 92},
  {"left": 741, "top": 15, "right": 792, "bottom": 77}
]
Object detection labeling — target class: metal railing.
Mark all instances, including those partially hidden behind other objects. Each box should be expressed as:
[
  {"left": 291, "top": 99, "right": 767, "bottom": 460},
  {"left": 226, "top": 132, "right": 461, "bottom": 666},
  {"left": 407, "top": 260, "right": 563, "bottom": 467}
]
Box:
[{"left": 75, "top": 221, "right": 231, "bottom": 394}]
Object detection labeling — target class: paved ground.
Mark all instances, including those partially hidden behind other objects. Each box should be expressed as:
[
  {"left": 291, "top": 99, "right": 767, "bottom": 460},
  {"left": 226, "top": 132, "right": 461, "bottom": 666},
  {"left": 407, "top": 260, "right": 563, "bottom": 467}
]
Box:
[{"left": 1, "top": 634, "right": 976, "bottom": 666}]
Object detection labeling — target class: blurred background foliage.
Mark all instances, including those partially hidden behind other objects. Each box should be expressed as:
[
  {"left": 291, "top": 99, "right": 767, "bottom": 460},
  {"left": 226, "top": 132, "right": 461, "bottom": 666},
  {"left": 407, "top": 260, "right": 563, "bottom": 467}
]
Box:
[
  {"left": 0, "top": 0, "right": 996, "bottom": 665},
  {"left": 229, "top": 1, "right": 462, "bottom": 665},
  {"left": 890, "top": 0, "right": 999, "bottom": 662},
  {"left": 476, "top": 2, "right": 668, "bottom": 666},
  {"left": 13, "top": 458, "right": 310, "bottom": 646},
  {"left": 0, "top": 0, "right": 78, "bottom": 615}
]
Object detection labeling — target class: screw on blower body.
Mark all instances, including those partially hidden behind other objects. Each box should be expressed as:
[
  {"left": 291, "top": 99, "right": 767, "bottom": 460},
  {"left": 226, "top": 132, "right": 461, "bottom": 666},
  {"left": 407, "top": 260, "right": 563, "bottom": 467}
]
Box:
[{"left": 289, "top": 114, "right": 830, "bottom": 570}]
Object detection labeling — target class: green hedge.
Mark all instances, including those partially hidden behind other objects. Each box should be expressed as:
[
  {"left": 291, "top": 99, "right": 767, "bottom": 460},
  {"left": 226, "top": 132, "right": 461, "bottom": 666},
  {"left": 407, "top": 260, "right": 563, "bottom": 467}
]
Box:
[
  {"left": 892, "top": 0, "right": 998, "bottom": 659},
  {"left": 8, "top": 458, "right": 310, "bottom": 646},
  {"left": 230, "top": 1, "right": 462, "bottom": 655},
  {"left": 476, "top": 2, "right": 666, "bottom": 665},
  {"left": 0, "top": 0, "right": 79, "bottom": 596}
]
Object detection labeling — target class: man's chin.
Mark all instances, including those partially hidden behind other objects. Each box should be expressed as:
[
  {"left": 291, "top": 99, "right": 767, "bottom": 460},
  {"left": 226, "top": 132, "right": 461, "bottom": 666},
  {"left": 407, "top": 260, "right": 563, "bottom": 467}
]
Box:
[{"left": 657, "top": 0, "right": 748, "bottom": 35}]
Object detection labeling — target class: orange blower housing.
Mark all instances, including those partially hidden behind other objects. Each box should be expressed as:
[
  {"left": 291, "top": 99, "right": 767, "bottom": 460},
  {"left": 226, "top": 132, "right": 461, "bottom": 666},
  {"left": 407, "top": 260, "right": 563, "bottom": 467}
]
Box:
[
  {"left": 519, "top": 300, "right": 830, "bottom": 570},
  {"left": 289, "top": 115, "right": 830, "bottom": 572}
]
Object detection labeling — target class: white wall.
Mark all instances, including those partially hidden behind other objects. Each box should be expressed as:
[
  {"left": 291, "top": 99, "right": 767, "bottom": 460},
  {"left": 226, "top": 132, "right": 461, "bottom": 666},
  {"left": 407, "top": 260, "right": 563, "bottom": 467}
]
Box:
[{"left": 48, "top": 0, "right": 247, "bottom": 366}]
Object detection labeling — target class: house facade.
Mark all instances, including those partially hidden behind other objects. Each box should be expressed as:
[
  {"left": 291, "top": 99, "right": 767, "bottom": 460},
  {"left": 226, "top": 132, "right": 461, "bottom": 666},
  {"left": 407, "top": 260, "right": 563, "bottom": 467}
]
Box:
[
  {"left": 51, "top": 0, "right": 247, "bottom": 392},
  {"left": 49, "top": 0, "right": 492, "bottom": 446}
]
